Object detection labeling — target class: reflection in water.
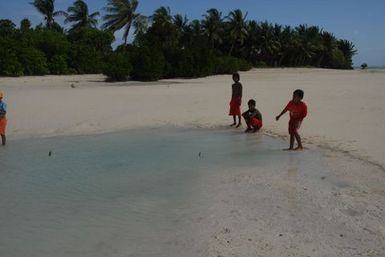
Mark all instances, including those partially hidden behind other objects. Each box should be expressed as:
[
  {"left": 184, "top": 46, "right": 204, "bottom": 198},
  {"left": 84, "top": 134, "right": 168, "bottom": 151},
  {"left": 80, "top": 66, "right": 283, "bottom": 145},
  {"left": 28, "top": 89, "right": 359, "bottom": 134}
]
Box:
[{"left": 287, "top": 155, "right": 300, "bottom": 213}]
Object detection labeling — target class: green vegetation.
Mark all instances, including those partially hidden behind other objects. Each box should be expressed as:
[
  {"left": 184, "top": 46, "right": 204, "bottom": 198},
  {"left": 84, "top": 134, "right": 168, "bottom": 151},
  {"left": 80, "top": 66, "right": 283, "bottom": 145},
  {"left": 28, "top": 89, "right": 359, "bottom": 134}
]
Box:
[{"left": 0, "top": 0, "right": 357, "bottom": 81}]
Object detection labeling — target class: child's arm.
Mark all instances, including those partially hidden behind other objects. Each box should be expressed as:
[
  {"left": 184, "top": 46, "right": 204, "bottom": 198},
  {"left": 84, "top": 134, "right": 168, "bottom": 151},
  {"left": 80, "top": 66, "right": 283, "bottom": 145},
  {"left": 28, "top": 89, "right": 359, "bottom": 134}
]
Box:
[
  {"left": 0, "top": 106, "right": 6, "bottom": 119},
  {"left": 239, "top": 84, "right": 243, "bottom": 98},
  {"left": 276, "top": 101, "right": 291, "bottom": 121},
  {"left": 276, "top": 109, "right": 287, "bottom": 121}
]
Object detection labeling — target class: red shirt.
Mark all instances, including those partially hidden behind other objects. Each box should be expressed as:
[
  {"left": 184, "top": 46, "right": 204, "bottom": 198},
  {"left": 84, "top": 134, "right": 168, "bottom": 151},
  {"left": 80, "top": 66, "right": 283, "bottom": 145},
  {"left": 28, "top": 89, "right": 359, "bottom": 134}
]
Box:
[{"left": 284, "top": 101, "right": 307, "bottom": 121}]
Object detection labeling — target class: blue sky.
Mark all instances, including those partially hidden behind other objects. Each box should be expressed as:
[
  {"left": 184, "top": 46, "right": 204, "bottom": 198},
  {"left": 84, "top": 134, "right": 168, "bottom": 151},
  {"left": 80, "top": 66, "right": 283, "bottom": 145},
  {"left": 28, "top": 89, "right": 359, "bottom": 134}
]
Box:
[{"left": 1, "top": 0, "right": 385, "bottom": 66}]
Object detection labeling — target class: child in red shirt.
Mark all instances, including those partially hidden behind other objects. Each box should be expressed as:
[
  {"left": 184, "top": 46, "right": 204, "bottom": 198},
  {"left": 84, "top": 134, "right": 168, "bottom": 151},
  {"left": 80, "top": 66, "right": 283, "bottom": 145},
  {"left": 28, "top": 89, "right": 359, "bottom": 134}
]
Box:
[
  {"left": 276, "top": 89, "right": 307, "bottom": 150},
  {"left": 229, "top": 72, "right": 242, "bottom": 128}
]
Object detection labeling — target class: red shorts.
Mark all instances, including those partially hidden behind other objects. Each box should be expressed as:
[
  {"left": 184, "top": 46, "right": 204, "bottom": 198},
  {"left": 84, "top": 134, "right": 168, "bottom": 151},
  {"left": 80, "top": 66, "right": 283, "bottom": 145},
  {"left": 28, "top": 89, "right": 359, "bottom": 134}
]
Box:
[
  {"left": 229, "top": 97, "right": 241, "bottom": 116},
  {"left": 288, "top": 119, "right": 302, "bottom": 135},
  {"left": 0, "top": 118, "right": 7, "bottom": 135},
  {"left": 249, "top": 117, "right": 263, "bottom": 129}
]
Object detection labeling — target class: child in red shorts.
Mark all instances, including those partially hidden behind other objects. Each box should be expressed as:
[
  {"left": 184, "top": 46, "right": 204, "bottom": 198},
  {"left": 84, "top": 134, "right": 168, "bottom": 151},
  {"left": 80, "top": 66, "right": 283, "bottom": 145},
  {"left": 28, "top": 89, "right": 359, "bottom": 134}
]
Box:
[
  {"left": 229, "top": 72, "right": 242, "bottom": 128},
  {"left": 276, "top": 89, "right": 307, "bottom": 150},
  {"left": 242, "top": 99, "right": 263, "bottom": 133}
]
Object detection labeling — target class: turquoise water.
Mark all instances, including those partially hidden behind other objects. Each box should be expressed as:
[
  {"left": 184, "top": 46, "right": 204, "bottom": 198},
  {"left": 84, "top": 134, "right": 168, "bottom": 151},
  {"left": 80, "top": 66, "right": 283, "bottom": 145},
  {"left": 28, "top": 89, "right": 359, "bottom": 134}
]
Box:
[{"left": 0, "top": 128, "right": 326, "bottom": 257}]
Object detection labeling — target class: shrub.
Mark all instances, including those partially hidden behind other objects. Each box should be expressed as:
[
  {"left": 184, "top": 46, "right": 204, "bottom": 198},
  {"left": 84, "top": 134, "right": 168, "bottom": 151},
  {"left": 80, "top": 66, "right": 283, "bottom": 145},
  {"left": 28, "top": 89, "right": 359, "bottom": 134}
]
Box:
[
  {"left": 237, "top": 59, "right": 253, "bottom": 71},
  {"left": 103, "top": 52, "right": 132, "bottom": 82},
  {"left": 34, "top": 29, "right": 70, "bottom": 59},
  {"left": 215, "top": 56, "right": 240, "bottom": 74},
  {"left": 49, "top": 55, "right": 68, "bottom": 75},
  {"left": 69, "top": 45, "right": 104, "bottom": 74},
  {"left": 17, "top": 47, "right": 48, "bottom": 75},
  {"left": 254, "top": 61, "right": 269, "bottom": 68},
  {"left": 131, "top": 47, "right": 165, "bottom": 81},
  {"left": 0, "top": 45, "right": 23, "bottom": 76}
]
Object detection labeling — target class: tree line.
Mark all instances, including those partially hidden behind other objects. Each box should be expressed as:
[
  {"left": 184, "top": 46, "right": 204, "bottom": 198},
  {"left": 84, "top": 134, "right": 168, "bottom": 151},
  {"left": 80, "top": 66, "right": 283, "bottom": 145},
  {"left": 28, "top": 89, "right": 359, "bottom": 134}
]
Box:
[{"left": 0, "top": 0, "right": 357, "bottom": 81}]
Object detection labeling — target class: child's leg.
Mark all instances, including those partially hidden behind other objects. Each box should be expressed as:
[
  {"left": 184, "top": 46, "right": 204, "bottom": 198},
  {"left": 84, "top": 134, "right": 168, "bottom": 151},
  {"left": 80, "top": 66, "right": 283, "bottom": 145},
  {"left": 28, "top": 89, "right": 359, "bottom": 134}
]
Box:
[
  {"left": 236, "top": 115, "right": 242, "bottom": 127},
  {"left": 284, "top": 134, "right": 295, "bottom": 150},
  {"left": 1, "top": 135, "right": 5, "bottom": 146},
  {"left": 230, "top": 116, "right": 236, "bottom": 126},
  {"left": 294, "top": 132, "right": 303, "bottom": 150}
]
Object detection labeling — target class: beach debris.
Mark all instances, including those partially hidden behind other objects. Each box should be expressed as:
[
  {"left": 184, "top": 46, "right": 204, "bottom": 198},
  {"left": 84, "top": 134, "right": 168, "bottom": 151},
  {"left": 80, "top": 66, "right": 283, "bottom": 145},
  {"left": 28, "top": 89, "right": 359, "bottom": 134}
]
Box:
[
  {"left": 279, "top": 234, "right": 283, "bottom": 237},
  {"left": 71, "top": 84, "right": 76, "bottom": 88},
  {"left": 340, "top": 234, "right": 344, "bottom": 237},
  {"left": 198, "top": 152, "right": 202, "bottom": 158},
  {"left": 48, "top": 151, "right": 52, "bottom": 157},
  {"left": 321, "top": 176, "right": 326, "bottom": 180}
]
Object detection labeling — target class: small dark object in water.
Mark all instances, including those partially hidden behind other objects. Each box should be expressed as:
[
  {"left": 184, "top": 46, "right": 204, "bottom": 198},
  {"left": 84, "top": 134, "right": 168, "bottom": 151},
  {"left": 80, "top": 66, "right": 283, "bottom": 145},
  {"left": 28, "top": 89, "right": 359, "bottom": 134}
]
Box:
[
  {"left": 71, "top": 84, "right": 76, "bottom": 88},
  {"left": 198, "top": 152, "right": 202, "bottom": 158},
  {"left": 279, "top": 234, "right": 283, "bottom": 237},
  {"left": 340, "top": 234, "right": 344, "bottom": 237},
  {"left": 49, "top": 151, "right": 52, "bottom": 157},
  {"left": 321, "top": 176, "right": 326, "bottom": 180}
]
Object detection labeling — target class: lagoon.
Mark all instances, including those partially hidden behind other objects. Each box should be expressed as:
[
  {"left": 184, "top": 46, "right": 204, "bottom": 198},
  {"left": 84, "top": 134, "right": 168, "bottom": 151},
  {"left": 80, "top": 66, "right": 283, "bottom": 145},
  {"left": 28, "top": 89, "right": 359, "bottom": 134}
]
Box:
[{"left": 1, "top": 128, "right": 383, "bottom": 257}]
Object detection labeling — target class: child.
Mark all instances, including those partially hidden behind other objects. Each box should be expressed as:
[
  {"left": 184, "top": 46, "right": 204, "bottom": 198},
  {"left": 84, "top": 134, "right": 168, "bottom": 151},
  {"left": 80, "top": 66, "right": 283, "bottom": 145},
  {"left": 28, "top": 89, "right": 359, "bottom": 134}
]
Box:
[
  {"left": 276, "top": 89, "right": 307, "bottom": 150},
  {"left": 242, "top": 99, "right": 263, "bottom": 133},
  {"left": 229, "top": 72, "right": 242, "bottom": 128},
  {"left": 0, "top": 91, "right": 7, "bottom": 146}
]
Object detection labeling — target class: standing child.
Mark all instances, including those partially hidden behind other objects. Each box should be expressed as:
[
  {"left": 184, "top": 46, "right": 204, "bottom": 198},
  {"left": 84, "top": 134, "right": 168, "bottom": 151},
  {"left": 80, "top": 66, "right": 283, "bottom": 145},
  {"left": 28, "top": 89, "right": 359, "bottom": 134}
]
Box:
[
  {"left": 0, "top": 91, "right": 7, "bottom": 146},
  {"left": 276, "top": 89, "right": 307, "bottom": 150},
  {"left": 242, "top": 99, "right": 263, "bottom": 133},
  {"left": 229, "top": 72, "right": 242, "bottom": 128}
]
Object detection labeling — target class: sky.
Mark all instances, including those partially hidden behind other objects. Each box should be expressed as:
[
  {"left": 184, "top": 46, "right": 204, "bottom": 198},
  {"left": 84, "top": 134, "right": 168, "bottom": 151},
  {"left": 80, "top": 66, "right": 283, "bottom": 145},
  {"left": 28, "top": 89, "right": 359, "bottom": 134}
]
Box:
[{"left": 1, "top": 0, "right": 385, "bottom": 67}]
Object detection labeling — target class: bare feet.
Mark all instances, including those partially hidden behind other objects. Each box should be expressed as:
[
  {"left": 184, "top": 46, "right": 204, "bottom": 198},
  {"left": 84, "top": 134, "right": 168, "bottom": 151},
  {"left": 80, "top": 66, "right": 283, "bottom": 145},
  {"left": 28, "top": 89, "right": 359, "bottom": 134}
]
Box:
[
  {"left": 283, "top": 148, "right": 295, "bottom": 151},
  {"left": 236, "top": 123, "right": 242, "bottom": 128},
  {"left": 295, "top": 147, "right": 304, "bottom": 151},
  {"left": 230, "top": 123, "right": 236, "bottom": 127},
  {"left": 245, "top": 128, "right": 252, "bottom": 133}
]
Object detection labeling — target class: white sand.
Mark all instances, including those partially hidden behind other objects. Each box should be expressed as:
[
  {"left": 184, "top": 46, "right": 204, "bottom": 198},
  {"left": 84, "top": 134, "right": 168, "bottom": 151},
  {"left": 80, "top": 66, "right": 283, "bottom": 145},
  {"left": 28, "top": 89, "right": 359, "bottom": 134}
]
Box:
[{"left": 1, "top": 68, "right": 385, "bottom": 167}]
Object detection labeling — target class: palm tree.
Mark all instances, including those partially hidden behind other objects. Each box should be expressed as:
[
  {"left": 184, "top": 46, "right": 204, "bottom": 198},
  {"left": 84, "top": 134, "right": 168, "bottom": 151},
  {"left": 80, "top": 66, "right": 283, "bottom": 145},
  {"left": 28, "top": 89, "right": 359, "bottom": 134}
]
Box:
[
  {"left": 64, "top": 0, "right": 100, "bottom": 32},
  {"left": 295, "top": 25, "right": 323, "bottom": 66},
  {"left": 173, "top": 14, "right": 188, "bottom": 47},
  {"left": 20, "top": 18, "right": 32, "bottom": 32},
  {"left": 173, "top": 14, "right": 188, "bottom": 32},
  {"left": 226, "top": 9, "right": 248, "bottom": 56},
  {"left": 30, "top": 0, "right": 65, "bottom": 29},
  {"left": 103, "top": 0, "right": 140, "bottom": 44},
  {"left": 337, "top": 39, "right": 357, "bottom": 68},
  {"left": 133, "top": 15, "right": 149, "bottom": 36},
  {"left": 202, "top": 8, "right": 224, "bottom": 49},
  {"left": 151, "top": 6, "right": 173, "bottom": 27}
]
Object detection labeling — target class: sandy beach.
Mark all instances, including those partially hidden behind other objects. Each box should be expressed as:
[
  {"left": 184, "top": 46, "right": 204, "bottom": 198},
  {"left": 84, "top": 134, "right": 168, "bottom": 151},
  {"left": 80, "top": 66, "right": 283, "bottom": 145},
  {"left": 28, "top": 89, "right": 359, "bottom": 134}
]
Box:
[
  {"left": 2, "top": 68, "right": 385, "bottom": 167},
  {"left": 1, "top": 68, "right": 385, "bottom": 256}
]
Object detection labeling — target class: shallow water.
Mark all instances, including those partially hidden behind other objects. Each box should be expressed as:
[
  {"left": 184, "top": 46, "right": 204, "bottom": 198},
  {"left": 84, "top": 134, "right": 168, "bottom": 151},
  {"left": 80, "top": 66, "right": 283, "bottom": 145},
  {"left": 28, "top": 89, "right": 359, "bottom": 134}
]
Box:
[{"left": 0, "top": 128, "right": 332, "bottom": 257}]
